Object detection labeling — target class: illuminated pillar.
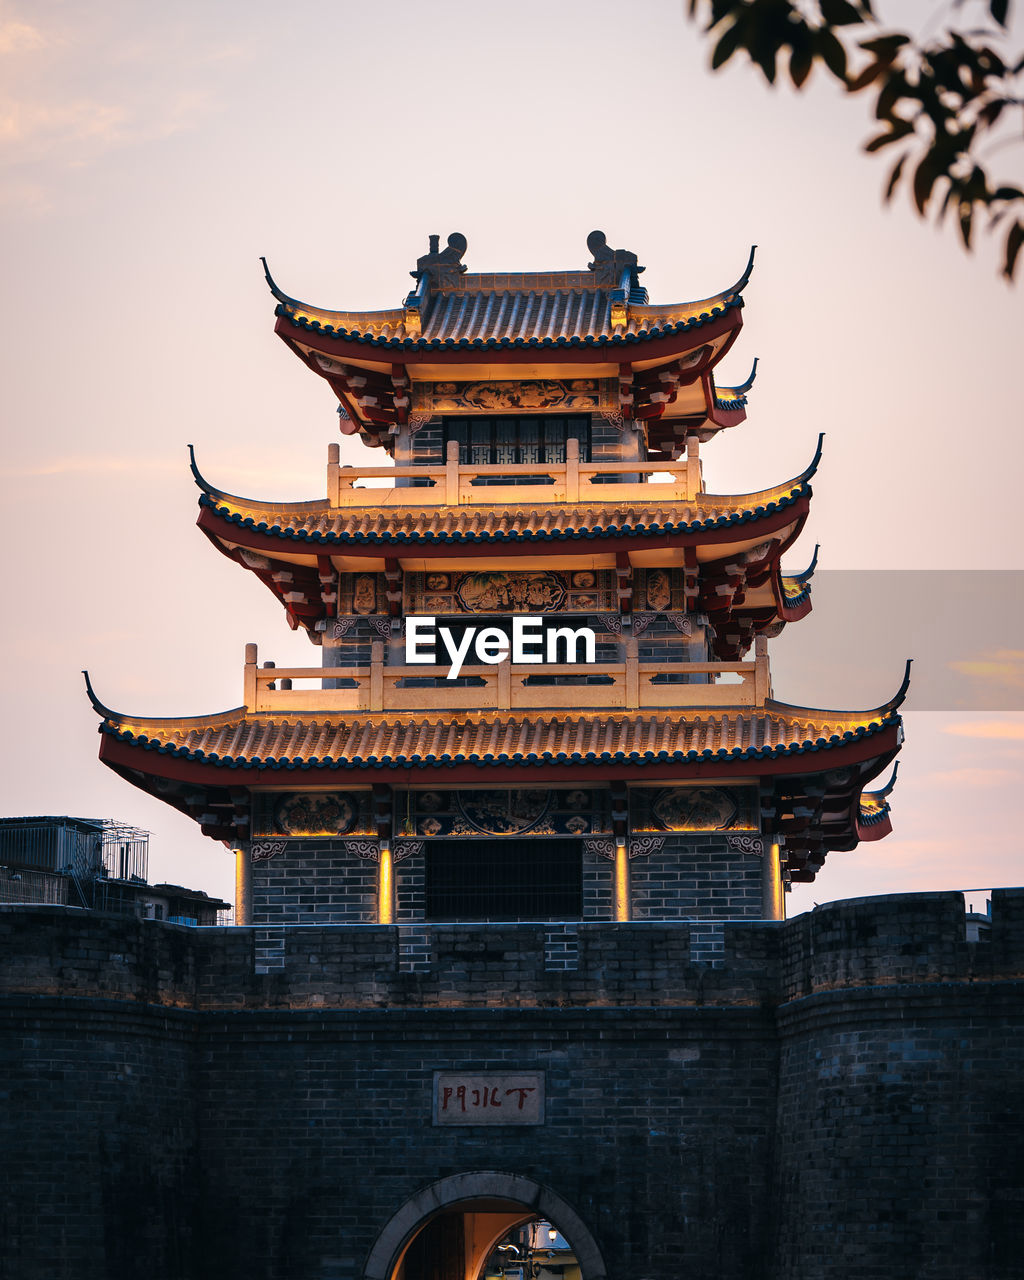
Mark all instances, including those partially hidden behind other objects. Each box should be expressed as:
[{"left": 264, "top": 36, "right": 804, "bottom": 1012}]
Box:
[
  {"left": 378, "top": 839, "right": 395, "bottom": 924},
  {"left": 234, "top": 844, "right": 252, "bottom": 925},
  {"left": 762, "top": 840, "right": 785, "bottom": 921},
  {"left": 614, "top": 835, "right": 631, "bottom": 922}
]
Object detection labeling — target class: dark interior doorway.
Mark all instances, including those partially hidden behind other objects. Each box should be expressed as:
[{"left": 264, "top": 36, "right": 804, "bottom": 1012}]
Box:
[{"left": 424, "top": 839, "right": 582, "bottom": 922}]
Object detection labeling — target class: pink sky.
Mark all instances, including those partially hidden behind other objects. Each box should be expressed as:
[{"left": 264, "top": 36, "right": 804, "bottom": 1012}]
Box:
[{"left": 2, "top": 0, "right": 1021, "bottom": 917}]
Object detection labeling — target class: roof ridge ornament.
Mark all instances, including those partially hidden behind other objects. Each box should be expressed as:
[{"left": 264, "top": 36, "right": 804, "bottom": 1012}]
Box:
[
  {"left": 799, "top": 433, "right": 825, "bottom": 484},
  {"left": 587, "top": 230, "right": 645, "bottom": 290},
  {"left": 188, "top": 443, "right": 228, "bottom": 500},
  {"left": 864, "top": 761, "right": 900, "bottom": 802},
  {"left": 729, "top": 245, "right": 758, "bottom": 296},
  {"left": 82, "top": 670, "right": 118, "bottom": 721},
  {"left": 733, "top": 357, "right": 759, "bottom": 395},
  {"left": 412, "top": 232, "right": 468, "bottom": 285},
  {"left": 260, "top": 256, "right": 302, "bottom": 308},
  {"left": 793, "top": 542, "right": 820, "bottom": 583}
]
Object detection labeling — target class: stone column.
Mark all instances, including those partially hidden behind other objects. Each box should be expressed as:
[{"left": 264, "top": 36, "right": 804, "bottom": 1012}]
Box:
[
  {"left": 234, "top": 844, "right": 253, "bottom": 925},
  {"left": 762, "top": 840, "right": 785, "bottom": 921},
  {"left": 614, "top": 836, "right": 631, "bottom": 922},
  {"left": 378, "top": 839, "right": 395, "bottom": 924}
]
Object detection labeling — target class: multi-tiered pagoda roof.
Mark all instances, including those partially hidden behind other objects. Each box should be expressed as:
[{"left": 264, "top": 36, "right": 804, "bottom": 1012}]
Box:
[{"left": 89, "top": 230, "right": 905, "bottom": 892}]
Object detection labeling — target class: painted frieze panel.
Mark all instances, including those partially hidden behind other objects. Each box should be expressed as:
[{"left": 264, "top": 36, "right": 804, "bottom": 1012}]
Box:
[
  {"left": 631, "top": 785, "right": 760, "bottom": 833},
  {"left": 337, "top": 573, "right": 383, "bottom": 616},
  {"left": 633, "top": 568, "right": 686, "bottom": 614},
  {"left": 411, "top": 377, "right": 617, "bottom": 416},
  {"left": 405, "top": 569, "right": 615, "bottom": 614},
  {"left": 251, "top": 790, "right": 375, "bottom": 838},
  {"left": 398, "top": 787, "right": 610, "bottom": 839}
]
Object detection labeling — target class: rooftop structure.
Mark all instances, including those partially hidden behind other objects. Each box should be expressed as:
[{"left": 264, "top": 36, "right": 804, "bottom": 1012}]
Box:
[
  {"left": 0, "top": 815, "right": 229, "bottom": 923},
  {"left": 87, "top": 231, "right": 905, "bottom": 923}
]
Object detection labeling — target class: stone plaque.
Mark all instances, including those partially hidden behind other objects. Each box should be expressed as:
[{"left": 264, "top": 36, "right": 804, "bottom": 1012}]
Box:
[{"left": 433, "top": 1072, "right": 544, "bottom": 1126}]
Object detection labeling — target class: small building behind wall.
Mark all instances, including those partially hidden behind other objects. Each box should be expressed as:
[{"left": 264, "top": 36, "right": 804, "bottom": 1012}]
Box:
[{"left": 0, "top": 816, "right": 229, "bottom": 922}]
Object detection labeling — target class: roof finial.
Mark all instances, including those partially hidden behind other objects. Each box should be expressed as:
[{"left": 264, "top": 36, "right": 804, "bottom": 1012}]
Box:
[
  {"left": 188, "top": 444, "right": 227, "bottom": 500},
  {"left": 260, "top": 256, "right": 301, "bottom": 308},
  {"left": 587, "top": 230, "right": 644, "bottom": 287},
  {"left": 82, "top": 670, "right": 118, "bottom": 721},
  {"left": 413, "top": 232, "right": 468, "bottom": 284}
]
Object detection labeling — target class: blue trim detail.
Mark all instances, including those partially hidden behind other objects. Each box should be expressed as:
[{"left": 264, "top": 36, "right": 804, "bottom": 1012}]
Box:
[
  {"left": 199, "top": 484, "right": 810, "bottom": 548},
  {"left": 101, "top": 715, "right": 894, "bottom": 772},
  {"left": 274, "top": 296, "right": 742, "bottom": 350}
]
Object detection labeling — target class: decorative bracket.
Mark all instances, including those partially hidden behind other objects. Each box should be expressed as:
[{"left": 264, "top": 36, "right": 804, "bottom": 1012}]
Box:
[
  {"left": 629, "top": 836, "right": 666, "bottom": 860},
  {"left": 343, "top": 839, "right": 380, "bottom": 862},
  {"left": 251, "top": 840, "right": 288, "bottom": 863},
  {"left": 726, "top": 835, "right": 765, "bottom": 858},
  {"left": 393, "top": 840, "right": 424, "bottom": 864}
]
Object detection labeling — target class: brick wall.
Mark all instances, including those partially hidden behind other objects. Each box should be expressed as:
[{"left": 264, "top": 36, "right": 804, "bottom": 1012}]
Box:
[
  {"left": 253, "top": 842, "right": 377, "bottom": 925},
  {"left": 629, "top": 835, "right": 764, "bottom": 920},
  {"left": 2, "top": 891, "right": 1023, "bottom": 1280},
  {"left": 252, "top": 833, "right": 763, "bottom": 927}
]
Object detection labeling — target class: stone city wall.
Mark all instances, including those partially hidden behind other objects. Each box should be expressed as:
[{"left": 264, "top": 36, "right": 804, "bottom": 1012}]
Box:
[{"left": 1, "top": 891, "right": 1022, "bottom": 1280}]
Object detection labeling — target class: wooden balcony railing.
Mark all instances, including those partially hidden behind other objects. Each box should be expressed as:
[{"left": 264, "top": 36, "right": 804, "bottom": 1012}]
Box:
[
  {"left": 243, "top": 638, "right": 772, "bottom": 715},
  {"left": 326, "top": 438, "right": 703, "bottom": 508}
]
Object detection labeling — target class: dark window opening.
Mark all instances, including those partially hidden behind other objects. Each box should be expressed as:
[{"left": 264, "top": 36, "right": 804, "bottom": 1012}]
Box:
[
  {"left": 443, "top": 415, "right": 591, "bottom": 485},
  {"left": 425, "top": 838, "right": 582, "bottom": 921}
]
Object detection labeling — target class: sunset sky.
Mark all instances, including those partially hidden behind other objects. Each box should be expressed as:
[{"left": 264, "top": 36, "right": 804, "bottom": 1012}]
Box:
[{"left": 2, "top": 0, "right": 1021, "bottom": 917}]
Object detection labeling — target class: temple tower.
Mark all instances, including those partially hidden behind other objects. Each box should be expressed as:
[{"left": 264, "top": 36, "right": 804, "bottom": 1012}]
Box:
[{"left": 88, "top": 231, "right": 904, "bottom": 931}]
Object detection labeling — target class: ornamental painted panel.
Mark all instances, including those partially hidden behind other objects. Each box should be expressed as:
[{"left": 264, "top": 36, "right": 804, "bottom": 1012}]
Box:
[
  {"left": 456, "top": 571, "right": 566, "bottom": 614},
  {"left": 405, "top": 570, "right": 614, "bottom": 614},
  {"left": 251, "top": 791, "right": 375, "bottom": 838},
  {"left": 337, "top": 573, "right": 384, "bottom": 616},
  {"left": 398, "top": 788, "right": 609, "bottom": 839},
  {"left": 633, "top": 568, "right": 685, "bottom": 614},
  {"left": 412, "top": 378, "right": 617, "bottom": 416},
  {"left": 457, "top": 790, "right": 551, "bottom": 835},
  {"left": 632, "top": 785, "right": 760, "bottom": 833}
]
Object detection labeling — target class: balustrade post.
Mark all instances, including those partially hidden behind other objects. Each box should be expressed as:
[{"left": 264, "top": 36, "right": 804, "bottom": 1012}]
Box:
[
  {"left": 445, "top": 439, "right": 460, "bottom": 505},
  {"left": 625, "top": 637, "right": 640, "bottom": 709},
  {"left": 754, "top": 635, "right": 770, "bottom": 704},
  {"left": 327, "top": 442, "right": 340, "bottom": 505},
  {"left": 565, "top": 436, "right": 580, "bottom": 503},
  {"left": 370, "top": 641, "right": 384, "bottom": 711},
  {"left": 686, "top": 434, "right": 702, "bottom": 498},
  {"left": 498, "top": 657, "right": 511, "bottom": 710},
  {"left": 244, "top": 643, "right": 258, "bottom": 709}
]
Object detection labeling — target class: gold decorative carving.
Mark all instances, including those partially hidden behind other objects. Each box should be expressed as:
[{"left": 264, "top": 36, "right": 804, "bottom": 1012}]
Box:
[{"left": 412, "top": 378, "right": 618, "bottom": 416}]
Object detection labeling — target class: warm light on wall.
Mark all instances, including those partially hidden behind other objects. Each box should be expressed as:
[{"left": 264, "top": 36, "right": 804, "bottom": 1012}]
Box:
[{"left": 378, "top": 841, "right": 394, "bottom": 924}]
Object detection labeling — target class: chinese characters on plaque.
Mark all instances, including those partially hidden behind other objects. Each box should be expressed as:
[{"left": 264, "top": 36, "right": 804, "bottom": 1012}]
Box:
[{"left": 433, "top": 1072, "right": 545, "bottom": 1126}]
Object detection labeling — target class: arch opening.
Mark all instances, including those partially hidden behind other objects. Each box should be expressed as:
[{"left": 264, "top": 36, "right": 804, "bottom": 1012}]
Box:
[{"left": 364, "top": 1173, "right": 605, "bottom": 1280}]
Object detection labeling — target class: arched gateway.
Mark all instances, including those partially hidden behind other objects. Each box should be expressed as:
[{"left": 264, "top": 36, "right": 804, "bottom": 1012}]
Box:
[{"left": 365, "top": 1173, "right": 607, "bottom": 1280}]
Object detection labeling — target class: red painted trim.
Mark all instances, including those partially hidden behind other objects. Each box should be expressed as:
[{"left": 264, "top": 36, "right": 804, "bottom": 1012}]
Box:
[
  {"left": 856, "top": 814, "right": 893, "bottom": 842},
  {"left": 98, "top": 722, "right": 900, "bottom": 791},
  {"left": 196, "top": 495, "right": 811, "bottom": 562},
  {"left": 273, "top": 308, "right": 743, "bottom": 371}
]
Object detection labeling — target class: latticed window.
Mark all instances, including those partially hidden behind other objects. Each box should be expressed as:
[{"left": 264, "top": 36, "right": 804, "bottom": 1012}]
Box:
[
  {"left": 425, "top": 839, "right": 582, "bottom": 921},
  {"left": 443, "top": 416, "right": 591, "bottom": 468}
]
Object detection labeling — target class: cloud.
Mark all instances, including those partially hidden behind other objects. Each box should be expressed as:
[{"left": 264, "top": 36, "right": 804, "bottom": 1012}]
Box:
[
  {"left": 0, "top": 98, "right": 127, "bottom": 148},
  {"left": 0, "top": 6, "right": 224, "bottom": 208},
  {"left": 948, "top": 649, "right": 1024, "bottom": 692},
  {"left": 4, "top": 455, "right": 181, "bottom": 478},
  {"left": 916, "top": 767, "right": 1020, "bottom": 788},
  {"left": 942, "top": 719, "right": 1024, "bottom": 740},
  {"left": 0, "top": 19, "right": 46, "bottom": 55}
]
